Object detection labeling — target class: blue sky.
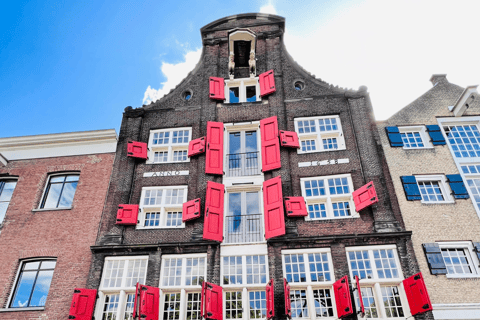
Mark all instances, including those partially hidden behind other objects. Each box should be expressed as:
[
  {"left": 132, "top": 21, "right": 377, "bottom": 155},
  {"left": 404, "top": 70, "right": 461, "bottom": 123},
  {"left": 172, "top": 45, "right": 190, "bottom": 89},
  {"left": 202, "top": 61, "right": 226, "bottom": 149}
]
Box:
[{"left": 1, "top": 0, "right": 479, "bottom": 138}]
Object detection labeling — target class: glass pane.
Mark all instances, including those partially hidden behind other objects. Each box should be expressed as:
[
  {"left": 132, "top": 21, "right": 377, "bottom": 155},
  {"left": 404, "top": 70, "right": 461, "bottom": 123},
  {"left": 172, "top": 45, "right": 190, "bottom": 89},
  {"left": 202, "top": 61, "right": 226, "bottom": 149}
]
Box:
[
  {"left": 228, "top": 193, "right": 242, "bottom": 217},
  {"left": 29, "top": 270, "right": 54, "bottom": 307},
  {"left": 0, "top": 202, "right": 8, "bottom": 223},
  {"left": 66, "top": 175, "right": 79, "bottom": 182},
  {"left": 229, "top": 133, "right": 241, "bottom": 155},
  {"left": 24, "top": 261, "right": 41, "bottom": 270},
  {"left": 58, "top": 182, "right": 78, "bottom": 207},
  {"left": 50, "top": 176, "right": 65, "bottom": 183},
  {"left": 40, "top": 261, "right": 56, "bottom": 269},
  {"left": 0, "top": 181, "right": 17, "bottom": 201},
  {"left": 42, "top": 183, "right": 63, "bottom": 208},
  {"left": 246, "top": 192, "right": 259, "bottom": 215},
  {"left": 229, "top": 88, "right": 240, "bottom": 103},
  {"left": 246, "top": 86, "right": 256, "bottom": 102},
  {"left": 11, "top": 271, "right": 36, "bottom": 307}
]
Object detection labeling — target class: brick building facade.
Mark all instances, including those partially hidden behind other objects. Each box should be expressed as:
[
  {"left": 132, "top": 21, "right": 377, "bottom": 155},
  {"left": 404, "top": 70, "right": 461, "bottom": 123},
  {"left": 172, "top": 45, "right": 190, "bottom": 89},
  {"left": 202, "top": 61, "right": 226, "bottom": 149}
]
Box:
[
  {"left": 378, "top": 75, "right": 480, "bottom": 319},
  {"left": 0, "top": 129, "right": 117, "bottom": 319},
  {"left": 85, "top": 13, "right": 430, "bottom": 320}
]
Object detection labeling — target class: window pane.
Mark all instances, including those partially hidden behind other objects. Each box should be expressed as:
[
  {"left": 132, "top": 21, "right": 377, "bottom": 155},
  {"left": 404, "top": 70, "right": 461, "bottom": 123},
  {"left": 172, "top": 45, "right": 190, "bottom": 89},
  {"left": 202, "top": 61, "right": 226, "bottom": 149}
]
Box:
[
  {"left": 249, "top": 291, "right": 266, "bottom": 319},
  {"left": 186, "top": 292, "right": 202, "bottom": 320},
  {"left": 185, "top": 257, "right": 205, "bottom": 286},
  {"left": 284, "top": 254, "right": 306, "bottom": 283},
  {"left": 358, "top": 287, "right": 378, "bottom": 318},
  {"left": 313, "top": 289, "right": 334, "bottom": 317},
  {"left": 102, "top": 260, "right": 125, "bottom": 288},
  {"left": 373, "top": 249, "right": 399, "bottom": 279},
  {"left": 246, "top": 255, "right": 267, "bottom": 284},
  {"left": 125, "top": 259, "right": 147, "bottom": 287},
  {"left": 308, "top": 203, "right": 327, "bottom": 219},
  {"left": 65, "top": 175, "right": 79, "bottom": 182},
  {"left": 58, "top": 181, "right": 77, "bottom": 207},
  {"left": 348, "top": 250, "right": 373, "bottom": 280},
  {"left": 11, "top": 271, "right": 36, "bottom": 307},
  {"left": 418, "top": 181, "right": 444, "bottom": 202},
  {"left": 163, "top": 258, "right": 182, "bottom": 286},
  {"left": 29, "top": 270, "right": 54, "bottom": 307},
  {"left": 223, "top": 256, "right": 242, "bottom": 285},
  {"left": 245, "top": 131, "right": 258, "bottom": 153},
  {"left": 308, "top": 253, "right": 331, "bottom": 282},
  {"left": 144, "top": 211, "right": 161, "bottom": 227},
  {"left": 40, "top": 261, "right": 56, "bottom": 269},
  {"left": 246, "top": 86, "right": 257, "bottom": 102},
  {"left": 0, "top": 181, "right": 17, "bottom": 201},
  {"left": 42, "top": 183, "right": 63, "bottom": 208},
  {"left": 163, "top": 293, "right": 181, "bottom": 320},
  {"left": 124, "top": 293, "right": 135, "bottom": 320},
  {"left": 381, "top": 286, "right": 404, "bottom": 318},
  {"left": 290, "top": 289, "right": 308, "bottom": 318},
  {"left": 441, "top": 248, "right": 473, "bottom": 275},
  {"left": 102, "top": 294, "right": 120, "bottom": 320},
  {"left": 246, "top": 192, "right": 259, "bottom": 215},
  {"left": 445, "top": 125, "right": 480, "bottom": 158},
  {"left": 225, "top": 291, "right": 243, "bottom": 319},
  {"left": 24, "top": 261, "right": 40, "bottom": 270},
  {"left": 230, "top": 88, "right": 240, "bottom": 103}
]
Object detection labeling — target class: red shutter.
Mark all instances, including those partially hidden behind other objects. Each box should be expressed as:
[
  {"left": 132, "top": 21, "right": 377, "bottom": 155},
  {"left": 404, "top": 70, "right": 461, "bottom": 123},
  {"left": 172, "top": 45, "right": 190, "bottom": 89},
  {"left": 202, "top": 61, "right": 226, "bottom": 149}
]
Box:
[
  {"left": 116, "top": 204, "right": 139, "bottom": 225},
  {"left": 133, "top": 282, "right": 140, "bottom": 319},
  {"left": 203, "top": 181, "right": 224, "bottom": 242},
  {"left": 259, "top": 70, "right": 276, "bottom": 97},
  {"left": 403, "top": 272, "right": 433, "bottom": 316},
  {"left": 188, "top": 137, "right": 206, "bottom": 157},
  {"left": 263, "top": 176, "right": 285, "bottom": 239},
  {"left": 352, "top": 181, "right": 378, "bottom": 212},
  {"left": 182, "top": 198, "right": 201, "bottom": 222},
  {"left": 260, "top": 116, "right": 281, "bottom": 172},
  {"left": 203, "top": 282, "right": 223, "bottom": 320},
  {"left": 201, "top": 282, "right": 206, "bottom": 319},
  {"left": 266, "top": 279, "right": 275, "bottom": 319},
  {"left": 68, "top": 288, "right": 97, "bottom": 320},
  {"left": 127, "top": 141, "right": 148, "bottom": 159},
  {"left": 284, "top": 278, "right": 291, "bottom": 318},
  {"left": 355, "top": 275, "right": 364, "bottom": 315},
  {"left": 279, "top": 131, "right": 300, "bottom": 148},
  {"left": 139, "top": 284, "right": 159, "bottom": 320},
  {"left": 205, "top": 122, "right": 224, "bottom": 175},
  {"left": 333, "top": 276, "right": 353, "bottom": 319},
  {"left": 284, "top": 197, "right": 307, "bottom": 217},
  {"left": 209, "top": 77, "right": 225, "bottom": 100}
]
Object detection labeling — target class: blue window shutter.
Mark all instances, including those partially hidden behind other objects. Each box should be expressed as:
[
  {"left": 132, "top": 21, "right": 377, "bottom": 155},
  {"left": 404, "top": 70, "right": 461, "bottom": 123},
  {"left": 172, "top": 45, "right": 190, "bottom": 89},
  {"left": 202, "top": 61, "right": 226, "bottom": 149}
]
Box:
[
  {"left": 422, "top": 243, "right": 447, "bottom": 275},
  {"left": 400, "top": 176, "right": 421, "bottom": 200},
  {"left": 446, "top": 174, "right": 469, "bottom": 199},
  {"left": 385, "top": 126, "right": 403, "bottom": 147},
  {"left": 473, "top": 242, "right": 480, "bottom": 262},
  {"left": 426, "top": 125, "right": 446, "bottom": 145}
]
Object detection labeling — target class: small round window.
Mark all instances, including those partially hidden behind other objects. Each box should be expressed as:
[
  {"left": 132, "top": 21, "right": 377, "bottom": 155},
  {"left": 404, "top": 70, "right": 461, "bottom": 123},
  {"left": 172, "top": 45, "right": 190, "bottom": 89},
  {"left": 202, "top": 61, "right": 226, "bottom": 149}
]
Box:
[
  {"left": 294, "top": 81, "right": 305, "bottom": 91},
  {"left": 183, "top": 90, "right": 192, "bottom": 101}
]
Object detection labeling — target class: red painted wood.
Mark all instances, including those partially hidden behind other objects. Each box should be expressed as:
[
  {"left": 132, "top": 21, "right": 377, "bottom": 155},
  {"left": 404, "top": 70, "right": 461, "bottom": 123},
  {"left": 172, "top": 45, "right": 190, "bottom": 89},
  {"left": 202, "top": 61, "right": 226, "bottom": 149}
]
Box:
[
  {"left": 68, "top": 288, "right": 97, "bottom": 320},
  {"left": 284, "top": 197, "right": 307, "bottom": 217},
  {"left": 188, "top": 136, "right": 206, "bottom": 157},
  {"left": 403, "top": 273, "right": 433, "bottom": 316},
  {"left": 204, "top": 282, "right": 223, "bottom": 320},
  {"left": 260, "top": 116, "right": 281, "bottom": 172},
  {"left": 205, "top": 122, "right": 224, "bottom": 175},
  {"left": 333, "top": 276, "right": 353, "bottom": 318},
  {"left": 259, "top": 70, "right": 276, "bottom": 97},
  {"left": 133, "top": 283, "right": 140, "bottom": 319},
  {"left": 209, "top": 77, "right": 225, "bottom": 100},
  {"left": 284, "top": 278, "right": 291, "bottom": 318},
  {"left": 263, "top": 176, "right": 285, "bottom": 239},
  {"left": 182, "top": 198, "right": 201, "bottom": 222},
  {"left": 352, "top": 181, "right": 378, "bottom": 212},
  {"left": 116, "top": 204, "right": 139, "bottom": 225},
  {"left": 266, "top": 279, "right": 275, "bottom": 319},
  {"left": 139, "top": 284, "right": 159, "bottom": 320},
  {"left": 355, "top": 275, "right": 365, "bottom": 315},
  {"left": 279, "top": 131, "right": 300, "bottom": 148},
  {"left": 127, "top": 141, "right": 148, "bottom": 159},
  {"left": 203, "top": 181, "right": 224, "bottom": 242}
]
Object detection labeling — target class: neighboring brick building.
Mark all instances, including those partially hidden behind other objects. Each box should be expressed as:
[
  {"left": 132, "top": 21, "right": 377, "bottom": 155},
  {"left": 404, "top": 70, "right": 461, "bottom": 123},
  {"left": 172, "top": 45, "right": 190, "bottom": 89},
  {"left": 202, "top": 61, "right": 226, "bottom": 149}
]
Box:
[
  {"left": 378, "top": 75, "right": 480, "bottom": 319},
  {"left": 84, "top": 13, "right": 430, "bottom": 320},
  {"left": 0, "top": 129, "right": 117, "bottom": 319}
]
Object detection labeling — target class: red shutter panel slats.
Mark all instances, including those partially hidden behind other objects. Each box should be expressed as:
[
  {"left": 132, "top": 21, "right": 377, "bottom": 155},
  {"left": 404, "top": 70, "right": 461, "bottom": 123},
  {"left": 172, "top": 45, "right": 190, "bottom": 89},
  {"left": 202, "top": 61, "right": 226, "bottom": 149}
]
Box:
[
  {"left": 203, "top": 181, "right": 224, "bottom": 242},
  {"left": 284, "top": 197, "right": 307, "bottom": 217},
  {"left": 68, "top": 288, "right": 97, "bottom": 320},
  {"left": 333, "top": 276, "right": 353, "bottom": 318},
  {"left": 259, "top": 70, "right": 276, "bottom": 97},
  {"left": 205, "top": 122, "right": 224, "bottom": 175},
  {"left": 403, "top": 272, "right": 433, "bottom": 316},
  {"left": 116, "top": 204, "right": 139, "bottom": 225},
  {"left": 260, "top": 116, "right": 281, "bottom": 172},
  {"left": 139, "top": 284, "right": 159, "bottom": 320},
  {"left": 354, "top": 275, "right": 364, "bottom": 316},
  {"left": 284, "top": 278, "right": 291, "bottom": 318},
  {"left": 352, "top": 181, "right": 378, "bottom": 212},
  {"left": 279, "top": 131, "right": 300, "bottom": 148},
  {"left": 188, "top": 137, "right": 206, "bottom": 157},
  {"left": 127, "top": 141, "right": 148, "bottom": 159},
  {"left": 203, "top": 282, "right": 223, "bottom": 320},
  {"left": 266, "top": 279, "right": 275, "bottom": 319},
  {"left": 209, "top": 77, "right": 225, "bottom": 100},
  {"left": 182, "top": 198, "right": 201, "bottom": 222},
  {"left": 263, "top": 176, "right": 285, "bottom": 239}
]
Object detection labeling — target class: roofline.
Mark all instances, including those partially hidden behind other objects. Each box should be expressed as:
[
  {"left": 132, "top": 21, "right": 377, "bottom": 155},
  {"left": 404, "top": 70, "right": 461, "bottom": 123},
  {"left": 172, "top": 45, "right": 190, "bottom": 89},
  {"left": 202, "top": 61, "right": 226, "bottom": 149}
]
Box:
[{"left": 200, "top": 13, "right": 285, "bottom": 34}]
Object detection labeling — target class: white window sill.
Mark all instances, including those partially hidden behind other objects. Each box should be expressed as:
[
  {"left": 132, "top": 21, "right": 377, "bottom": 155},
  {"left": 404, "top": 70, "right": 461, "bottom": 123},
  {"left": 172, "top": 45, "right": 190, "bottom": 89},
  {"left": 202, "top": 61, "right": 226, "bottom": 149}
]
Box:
[
  {"left": 305, "top": 215, "right": 360, "bottom": 221},
  {"left": 32, "top": 207, "right": 73, "bottom": 212},
  {"left": 420, "top": 201, "right": 455, "bottom": 205},
  {"left": 297, "top": 148, "right": 346, "bottom": 155},
  {"left": 0, "top": 307, "right": 45, "bottom": 312},
  {"left": 136, "top": 225, "right": 185, "bottom": 230},
  {"left": 402, "top": 146, "right": 435, "bottom": 150},
  {"left": 146, "top": 160, "right": 190, "bottom": 165},
  {"left": 446, "top": 274, "right": 480, "bottom": 279}
]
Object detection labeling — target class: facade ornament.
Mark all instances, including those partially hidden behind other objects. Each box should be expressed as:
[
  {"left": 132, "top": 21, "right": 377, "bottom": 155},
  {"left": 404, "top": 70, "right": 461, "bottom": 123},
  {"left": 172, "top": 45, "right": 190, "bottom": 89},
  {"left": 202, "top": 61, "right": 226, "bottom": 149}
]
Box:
[
  {"left": 249, "top": 51, "right": 256, "bottom": 77},
  {"left": 228, "top": 53, "right": 235, "bottom": 79}
]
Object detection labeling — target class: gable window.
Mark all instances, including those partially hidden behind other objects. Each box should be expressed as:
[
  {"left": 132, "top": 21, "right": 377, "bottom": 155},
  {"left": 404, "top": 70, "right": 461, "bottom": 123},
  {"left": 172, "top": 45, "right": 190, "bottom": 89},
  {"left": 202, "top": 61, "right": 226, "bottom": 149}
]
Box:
[
  {"left": 439, "top": 242, "right": 479, "bottom": 277},
  {"left": 443, "top": 124, "right": 480, "bottom": 158},
  {"left": 225, "top": 78, "right": 259, "bottom": 103},
  {"left": 40, "top": 174, "right": 79, "bottom": 209},
  {"left": 301, "top": 174, "right": 358, "bottom": 220},
  {"left": 138, "top": 186, "right": 187, "bottom": 229},
  {"left": 398, "top": 126, "right": 432, "bottom": 149},
  {"left": 282, "top": 249, "right": 336, "bottom": 319},
  {"left": 415, "top": 175, "right": 453, "bottom": 204},
  {"left": 295, "top": 116, "right": 345, "bottom": 154},
  {"left": 9, "top": 259, "right": 56, "bottom": 308},
  {"left": 147, "top": 128, "right": 192, "bottom": 164},
  {"left": 0, "top": 179, "right": 17, "bottom": 225}
]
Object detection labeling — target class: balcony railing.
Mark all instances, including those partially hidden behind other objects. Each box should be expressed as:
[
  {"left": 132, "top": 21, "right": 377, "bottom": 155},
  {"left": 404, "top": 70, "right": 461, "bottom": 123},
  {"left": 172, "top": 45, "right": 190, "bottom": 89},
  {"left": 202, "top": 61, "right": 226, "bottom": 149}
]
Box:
[
  {"left": 226, "top": 152, "right": 260, "bottom": 177},
  {"left": 224, "top": 214, "right": 263, "bottom": 244}
]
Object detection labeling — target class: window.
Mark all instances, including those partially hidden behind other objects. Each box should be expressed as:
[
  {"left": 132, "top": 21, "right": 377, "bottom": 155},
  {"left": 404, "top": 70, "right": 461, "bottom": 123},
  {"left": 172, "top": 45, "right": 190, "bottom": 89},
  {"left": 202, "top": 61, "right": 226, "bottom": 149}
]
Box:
[
  {"left": 225, "top": 123, "right": 261, "bottom": 177},
  {"left": 147, "top": 128, "right": 191, "bottom": 164},
  {"left": 415, "top": 175, "right": 453, "bottom": 204},
  {"left": 443, "top": 124, "right": 480, "bottom": 158},
  {"left": 221, "top": 254, "right": 269, "bottom": 320},
  {"left": 159, "top": 254, "right": 206, "bottom": 320},
  {"left": 9, "top": 259, "right": 56, "bottom": 308},
  {"left": 95, "top": 256, "right": 148, "bottom": 320},
  {"left": 461, "top": 164, "right": 480, "bottom": 209},
  {"left": 282, "top": 249, "right": 336, "bottom": 319},
  {"left": 0, "top": 179, "right": 17, "bottom": 225},
  {"left": 225, "top": 78, "right": 259, "bottom": 103},
  {"left": 295, "top": 116, "right": 345, "bottom": 154},
  {"left": 398, "top": 126, "right": 432, "bottom": 149},
  {"left": 40, "top": 174, "right": 79, "bottom": 209},
  {"left": 346, "top": 245, "right": 408, "bottom": 319},
  {"left": 138, "top": 186, "right": 187, "bottom": 229},
  {"left": 439, "top": 242, "right": 480, "bottom": 277},
  {"left": 300, "top": 174, "right": 358, "bottom": 220}
]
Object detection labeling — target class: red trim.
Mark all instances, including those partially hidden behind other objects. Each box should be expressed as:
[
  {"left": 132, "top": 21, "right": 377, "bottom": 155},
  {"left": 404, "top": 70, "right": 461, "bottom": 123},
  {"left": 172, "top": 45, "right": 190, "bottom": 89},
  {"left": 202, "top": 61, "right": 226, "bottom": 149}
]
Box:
[
  {"left": 133, "top": 282, "right": 140, "bottom": 319},
  {"left": 203, "top": 181, "right": 224, "bottom": 242},
  {"left": 333, "top": 276, "right": 353, "bottom": 318},
  {"left": 182, "top": 198, "right": 201, "bottom": 222},
  {"left": 355, "top": 275, "right": 364, "bottom": 315},
  {"left": 403, "top": 272, "right": 433, "bottom": 316},
  {"left": 68, "top": 288, "right": 97, "bottom": 320},
  {"left": 266, "top": 279, "right": 275, "bottom": 319},
  {"left": 209, "top": 77, "right": 225, "bottom": 100},
  {"left": 259, "top": 70, "right": 276, "bottom": 97},
  {"left": 284, "top": 197, "right": 307, "bottom": 217},
  {"left": 260, "top": 116, "right": 281, "bottom": 172},
  {"left": 139, "top": 284, "right": 159, "bottom": 320},
  {"left": 284, "top": 278, "right": 291, "bottom": 318},
  {"left": 279, "top": 131, "right": 300, "bottom": 148},
  {"left": 127, "top": 141, "right": 148, "bottom": 159},
  {"left": 263, "top": 176, "right": 285, "bottom": 239},
  {"left": 188, "top": 136, "right": 206, "bottom": 157},
  {"left": 204, "top": 282, "right": 223, "bottom": 320},
  {"left": 116, "top": 204, "right": 139, "bottom": 225},
  {"left": 205, "top": 122, "right": 224, "bottom": 175},
  {"left": 352, "top": 181, "right": 378, "bottom": 212}
]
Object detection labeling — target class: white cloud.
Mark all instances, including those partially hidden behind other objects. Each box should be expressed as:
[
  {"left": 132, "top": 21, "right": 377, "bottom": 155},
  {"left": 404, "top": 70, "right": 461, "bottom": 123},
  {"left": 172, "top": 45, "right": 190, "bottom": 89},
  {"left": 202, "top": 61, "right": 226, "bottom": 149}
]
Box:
[
  {"left": 143, "top": 48, "right": 202, "bottom": 105},
  {"left": 260, "top": 2, "right": 277, "bottom": 15}
]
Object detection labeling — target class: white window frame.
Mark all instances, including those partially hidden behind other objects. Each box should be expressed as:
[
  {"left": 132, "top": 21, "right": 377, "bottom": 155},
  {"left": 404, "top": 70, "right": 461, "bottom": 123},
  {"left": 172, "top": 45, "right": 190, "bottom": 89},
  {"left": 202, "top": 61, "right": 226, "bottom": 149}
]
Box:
[
  {"left": 414, "top": 175, "right": 454, "bottom": 204},
  {"left": 0, "top": 178, "right": 17, "bottom": 225},
  {"left": 225, "top": 78, "right": 260, "bottom": 104},
  {"left": 147, "top": 127, "right": 192, "bottom": 164},
  {"left": 398, "top": 126, "right": 433, "bottom": 149},
  {"left": 346, "top": 245, "right": 411, "bottom": 319},
  {"left": 281, "top": 248, "right": 337, "bottom": 319},
  {"left": 159, "top": 254, "right": 207, "bottom": 320},
  {"left": 294, "top": 115, "right": 346, "bottom": 154},
  {"left": 300, "top": 174, "right": 359, "bottom": 221},
  {"left": 137, "top": 186, "right": 187, "bottom": 229},
  {"left": 94, "top": 256, "right": 149, "bottom": 320},
  {"left": 460, "top": 163, "right": 480, "bottom": 212},
  {"left": 438, "top": 241, "right": 480, "bottom": 278},
  {"left": 38, "top": 172, "right": 79, "bottom": 210}
]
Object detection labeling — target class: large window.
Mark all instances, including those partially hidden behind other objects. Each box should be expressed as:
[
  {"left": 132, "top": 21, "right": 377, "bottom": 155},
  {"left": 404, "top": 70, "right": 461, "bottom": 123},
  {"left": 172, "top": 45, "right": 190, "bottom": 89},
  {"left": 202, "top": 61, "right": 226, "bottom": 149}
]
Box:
[
  {"left": 9, "top": 259, "right": 56, "bottom": 308},
  {"left": 439, "top": 242, "right": 480, "bottom": 277},
  {"left": 40, "top": 174, "right": 79, "bottom": 209},
  {"left": 346, "top": 245, "right": 408, "bottom": 319},
  {"left": 295, "top": 116, "right": 345, "bottom": 154},
  {"left": 0, "top": 179, "right": 17, "bottom": 225},
  {"left": 226, "top": 129, "right": 260, "bottom": 177},
  {"left": 300, "top": 174, "right": 358, "bottom": 220},
  {"left": 147, "top": 128, "right": 192, "bottom": 164},
  {"left": 95, "top": 256, "right": 148, "bottom": 320},
  {"left": 282, "top": 249, "right": 336, "bottom": 319},
  {"left": 461, "top": 164, "right": 480, "bottom": 210},
  {"left": 160, "top": 254, "right": 206, "bottom": 320},
  {"left": 138, "top": 186, "right": 187, "bottom": 229},
  {"left": 225, "top": 78, "right": 259, "bottom": 103},
  {"left": 443, "top": 124, "right": 480, "bottom": 158}
]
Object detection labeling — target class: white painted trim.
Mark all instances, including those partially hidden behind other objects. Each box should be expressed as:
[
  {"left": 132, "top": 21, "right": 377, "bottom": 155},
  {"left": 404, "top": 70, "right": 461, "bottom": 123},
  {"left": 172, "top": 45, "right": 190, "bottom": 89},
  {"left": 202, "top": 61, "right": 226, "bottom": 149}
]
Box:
[
  {"left": 398, "top": 125, "right": 434, "bottom": 149},
  {"left": 220, "top": 244, "right": 268, "bottom": 256},
  {"left": 415, "top": 174, "right": 455, "bottom": 204},
  {"left": 0, "top": 153, "right": 7, "bottom": 166},
  {"left": 432, "top": 303, "right": 480, "bottom": 319},
  {"left": 143, "top": 171, "right": 189, "bottom": 177},
  {"left": 294, "top": 115, "right": 346, "bottom": 154},
  {"left": 146, "top": 127, "right": 191, "bottom": 164},
  {"left": 159, "top": 254, "right": 207, "bottom": 290}
]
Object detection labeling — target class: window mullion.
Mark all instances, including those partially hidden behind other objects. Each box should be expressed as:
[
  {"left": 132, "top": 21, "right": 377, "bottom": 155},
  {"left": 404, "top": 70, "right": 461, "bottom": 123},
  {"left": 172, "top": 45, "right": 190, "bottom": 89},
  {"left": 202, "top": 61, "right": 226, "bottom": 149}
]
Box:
[
  {"left": 369, "top": 250, "right": 378, "bottom": 279},
  {"left": 242, "top": 255, "right": 247, "bottom": 286},
  {"left": 179, "top": 289, "right": 186, "bottom": 320},
  {"left": 306, "top": 284, "right": 315, "bottom": 320},
  {"left": 117, "top": 290, "right": 126, "bottom": 320},
  {"left": 373, "top": 283, "right": 386, "bottom": 318},
  {"left": 243, "top": 287, "right": 248, "bottom": 320}
]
